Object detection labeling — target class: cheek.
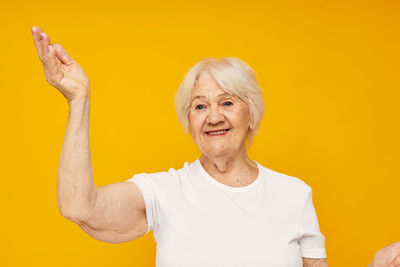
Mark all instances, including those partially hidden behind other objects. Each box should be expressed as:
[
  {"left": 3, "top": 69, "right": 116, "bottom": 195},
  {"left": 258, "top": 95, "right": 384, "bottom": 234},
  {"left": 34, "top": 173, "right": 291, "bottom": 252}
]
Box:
[
  {"left": 229, "top": 110, "right": 251, "bottom": 129},
  {"left": 189, "top": 113, "right": 205, "bottom": 134}
]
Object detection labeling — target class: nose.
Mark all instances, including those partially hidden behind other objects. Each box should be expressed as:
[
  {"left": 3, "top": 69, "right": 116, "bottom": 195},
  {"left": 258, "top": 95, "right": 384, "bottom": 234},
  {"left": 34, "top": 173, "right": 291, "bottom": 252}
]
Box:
[{"left": 206, "top": 106, "right": 225, "bottom": 125}]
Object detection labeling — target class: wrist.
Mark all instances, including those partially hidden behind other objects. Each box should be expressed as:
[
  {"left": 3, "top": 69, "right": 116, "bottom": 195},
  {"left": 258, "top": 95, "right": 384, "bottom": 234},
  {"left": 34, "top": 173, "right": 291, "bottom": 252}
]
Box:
[
  {"left": 67, "top": 86, "right": 91, "bottom": 104},
  {"left": 68, "top": 91, "right": 90, "bottom": 105},
  {"left": 68, "top": 97, "right": 89, "bottom": 105}
]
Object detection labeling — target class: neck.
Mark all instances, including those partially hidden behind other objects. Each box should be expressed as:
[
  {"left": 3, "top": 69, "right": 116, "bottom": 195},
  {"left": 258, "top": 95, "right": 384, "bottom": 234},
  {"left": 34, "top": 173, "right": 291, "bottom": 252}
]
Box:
[{"left": 199, "top": 143, "right": 258, "bottom": 185}]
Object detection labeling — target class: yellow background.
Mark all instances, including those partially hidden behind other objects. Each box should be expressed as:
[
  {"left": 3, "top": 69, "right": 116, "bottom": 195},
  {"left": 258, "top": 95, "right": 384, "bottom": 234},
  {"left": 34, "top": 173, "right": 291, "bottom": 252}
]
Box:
[{"left": 1, "top": 0, "right": 399, "bottom": 266}]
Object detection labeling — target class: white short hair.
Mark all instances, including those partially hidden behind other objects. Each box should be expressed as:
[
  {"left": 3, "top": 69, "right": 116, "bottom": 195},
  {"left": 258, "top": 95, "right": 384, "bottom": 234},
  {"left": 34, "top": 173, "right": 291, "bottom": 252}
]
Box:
[{"left": 175, "top": 57, "right": 265, "bottom": 145}]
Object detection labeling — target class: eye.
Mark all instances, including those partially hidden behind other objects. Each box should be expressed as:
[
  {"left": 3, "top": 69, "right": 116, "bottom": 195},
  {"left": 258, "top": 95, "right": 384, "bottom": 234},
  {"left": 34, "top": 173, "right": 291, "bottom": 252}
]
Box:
[
  {"left": 223, "top": 101, "right": 233, "bottom": 106},
  {"left": 195, "top": 104, "right": 205, "bottom": 110}
]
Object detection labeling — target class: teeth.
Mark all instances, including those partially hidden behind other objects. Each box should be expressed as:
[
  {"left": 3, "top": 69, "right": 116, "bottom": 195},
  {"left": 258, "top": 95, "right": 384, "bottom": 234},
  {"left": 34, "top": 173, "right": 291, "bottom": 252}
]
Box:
[{"left": 208, "top": 130, "right": 228, "bottom": 135}]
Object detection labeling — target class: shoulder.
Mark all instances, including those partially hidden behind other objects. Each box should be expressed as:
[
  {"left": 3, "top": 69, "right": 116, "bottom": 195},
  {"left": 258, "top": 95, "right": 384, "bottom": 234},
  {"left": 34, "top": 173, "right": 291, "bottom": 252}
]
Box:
[
  {"left": 127, "top": 162, "right": 191, "bottom": 186},
  {"left": 257, "top": 162, "right": 311, "bottom": 194}
]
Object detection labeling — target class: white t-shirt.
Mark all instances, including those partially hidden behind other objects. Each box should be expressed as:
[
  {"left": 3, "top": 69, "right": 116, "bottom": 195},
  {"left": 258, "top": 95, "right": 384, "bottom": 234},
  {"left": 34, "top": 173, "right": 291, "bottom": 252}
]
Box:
[{"left": 126, "top": 160, "right": 326, "bottom": 267}]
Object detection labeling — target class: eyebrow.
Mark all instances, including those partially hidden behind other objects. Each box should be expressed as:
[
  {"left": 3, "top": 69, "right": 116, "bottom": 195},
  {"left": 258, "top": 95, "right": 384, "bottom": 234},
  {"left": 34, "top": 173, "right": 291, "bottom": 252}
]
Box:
[{"left": 191, "top": 92, "right": 233, "bottom": 103}]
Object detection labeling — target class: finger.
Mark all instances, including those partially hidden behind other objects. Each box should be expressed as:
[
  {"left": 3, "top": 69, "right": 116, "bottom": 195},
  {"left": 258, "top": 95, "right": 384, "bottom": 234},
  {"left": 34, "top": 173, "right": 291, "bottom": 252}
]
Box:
[
  {"left": 53, "top": 43, "right": 75, "bottom": 65},
  {"left": 39, "top": 32, "right": 51, "bottom": 59},
  {"left": 45, "top": 45, "right": 59, "bottom": 76},
  {"left": 394, "top": 254, "right": 400, "bottom": 265},
  {"left": 31, "top": 26, "right": 44, "bottom": 59},
  {"left": 393, "top": 242, "right": 400, "bottom": 266},
  {"left": 392, "top": 241, "right": 400, "bottom": 250},
  {"left": 55, "top": 53, "right": 63, "bottom": 69},
  {"left": 31, "top": 27, "right": 52, "bottom": 63}
]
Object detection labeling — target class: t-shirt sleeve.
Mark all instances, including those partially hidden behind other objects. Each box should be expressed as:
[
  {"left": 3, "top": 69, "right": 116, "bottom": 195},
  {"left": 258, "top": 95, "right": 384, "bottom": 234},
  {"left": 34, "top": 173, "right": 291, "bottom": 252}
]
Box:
[
  {"left": 297, "top": 187, "right": 327, "bottom": 258},
  {"left": 126, "top": 173, "right": 160, "bottom": 234}
]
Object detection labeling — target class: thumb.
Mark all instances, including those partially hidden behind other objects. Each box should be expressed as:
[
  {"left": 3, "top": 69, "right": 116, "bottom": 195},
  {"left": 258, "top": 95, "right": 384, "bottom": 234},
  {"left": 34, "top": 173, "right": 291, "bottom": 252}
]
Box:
[{"left": 53, "top": 43, "right": 75, "bottom": 65}]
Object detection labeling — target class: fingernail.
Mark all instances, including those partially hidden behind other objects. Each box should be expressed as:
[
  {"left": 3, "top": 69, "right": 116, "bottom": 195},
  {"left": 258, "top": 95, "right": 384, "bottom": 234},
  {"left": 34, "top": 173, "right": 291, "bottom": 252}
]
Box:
[{"left": 47, "top": 45, "right": 50, "bottom": 52}]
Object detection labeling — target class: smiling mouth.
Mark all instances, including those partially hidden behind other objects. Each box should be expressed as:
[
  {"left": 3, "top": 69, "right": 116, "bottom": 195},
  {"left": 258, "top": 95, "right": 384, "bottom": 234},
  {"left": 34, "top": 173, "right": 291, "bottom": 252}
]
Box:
[{"left": 205, "top": 129, "right": 230, "bottom": 136}]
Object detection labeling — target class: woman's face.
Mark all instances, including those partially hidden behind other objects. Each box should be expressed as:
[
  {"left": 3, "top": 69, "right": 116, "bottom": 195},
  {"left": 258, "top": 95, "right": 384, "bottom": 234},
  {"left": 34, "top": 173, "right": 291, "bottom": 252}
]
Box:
[{"left": 189, "top": 71, "right": 252, "bottom": 159}]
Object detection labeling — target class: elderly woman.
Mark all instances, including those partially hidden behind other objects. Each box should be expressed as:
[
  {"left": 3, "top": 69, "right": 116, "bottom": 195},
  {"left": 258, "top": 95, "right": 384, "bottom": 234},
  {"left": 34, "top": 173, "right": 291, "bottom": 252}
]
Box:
[{"left": 31, "top": 26, "right": 329, "bottom": 267}]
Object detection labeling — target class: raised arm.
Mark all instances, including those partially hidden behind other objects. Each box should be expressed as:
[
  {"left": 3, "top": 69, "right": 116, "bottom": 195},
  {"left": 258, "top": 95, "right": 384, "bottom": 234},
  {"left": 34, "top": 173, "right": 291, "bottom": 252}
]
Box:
[{"left": 31, "top": 27, "right": 148, "bottom": 243}]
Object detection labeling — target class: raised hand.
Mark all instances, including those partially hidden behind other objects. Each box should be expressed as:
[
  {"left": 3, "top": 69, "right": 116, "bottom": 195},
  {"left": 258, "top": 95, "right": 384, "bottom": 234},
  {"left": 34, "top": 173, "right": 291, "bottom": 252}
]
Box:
[{"left": 31, "top": 26, "right": 90, "bottom": 103}]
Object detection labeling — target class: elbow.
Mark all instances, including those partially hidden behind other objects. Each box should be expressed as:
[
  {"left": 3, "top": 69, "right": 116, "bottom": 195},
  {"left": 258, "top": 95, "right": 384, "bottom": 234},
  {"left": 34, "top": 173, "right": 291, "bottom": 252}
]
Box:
[
  {"left": 57, "top": 192, "right": 97, "bottom": 225},
  {"left": 58, "top": 204, "right": 90, "bottom": 225}
]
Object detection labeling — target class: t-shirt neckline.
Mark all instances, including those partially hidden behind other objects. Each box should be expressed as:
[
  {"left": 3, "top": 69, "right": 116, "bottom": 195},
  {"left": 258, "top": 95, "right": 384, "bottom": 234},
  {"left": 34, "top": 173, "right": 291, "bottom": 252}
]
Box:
[{"left": 193, "top": 159, "right": 263, "bottom": 192}]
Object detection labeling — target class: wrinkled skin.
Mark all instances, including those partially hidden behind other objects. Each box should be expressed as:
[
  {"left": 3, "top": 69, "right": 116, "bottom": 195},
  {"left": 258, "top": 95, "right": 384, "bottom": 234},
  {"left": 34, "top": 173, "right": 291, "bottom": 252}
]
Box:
[
  {"left": 31, "top": 26, "right": 90, "bottom": 103},
  {"left": 302, "top": 257, "right": 329, "bottom": 266},
  {"left": 369, "top": 242, "right": 400, "bottom": 267}
]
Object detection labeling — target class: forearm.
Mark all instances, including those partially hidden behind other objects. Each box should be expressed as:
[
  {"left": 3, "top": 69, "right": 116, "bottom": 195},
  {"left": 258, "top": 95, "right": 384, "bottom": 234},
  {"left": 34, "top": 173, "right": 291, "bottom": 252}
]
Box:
[
  {"left": 303, "top": 258, "right": 329, "bottom": 267},
  {"left": 57, "top": 96, "right": 96, "bottom": 221}
]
